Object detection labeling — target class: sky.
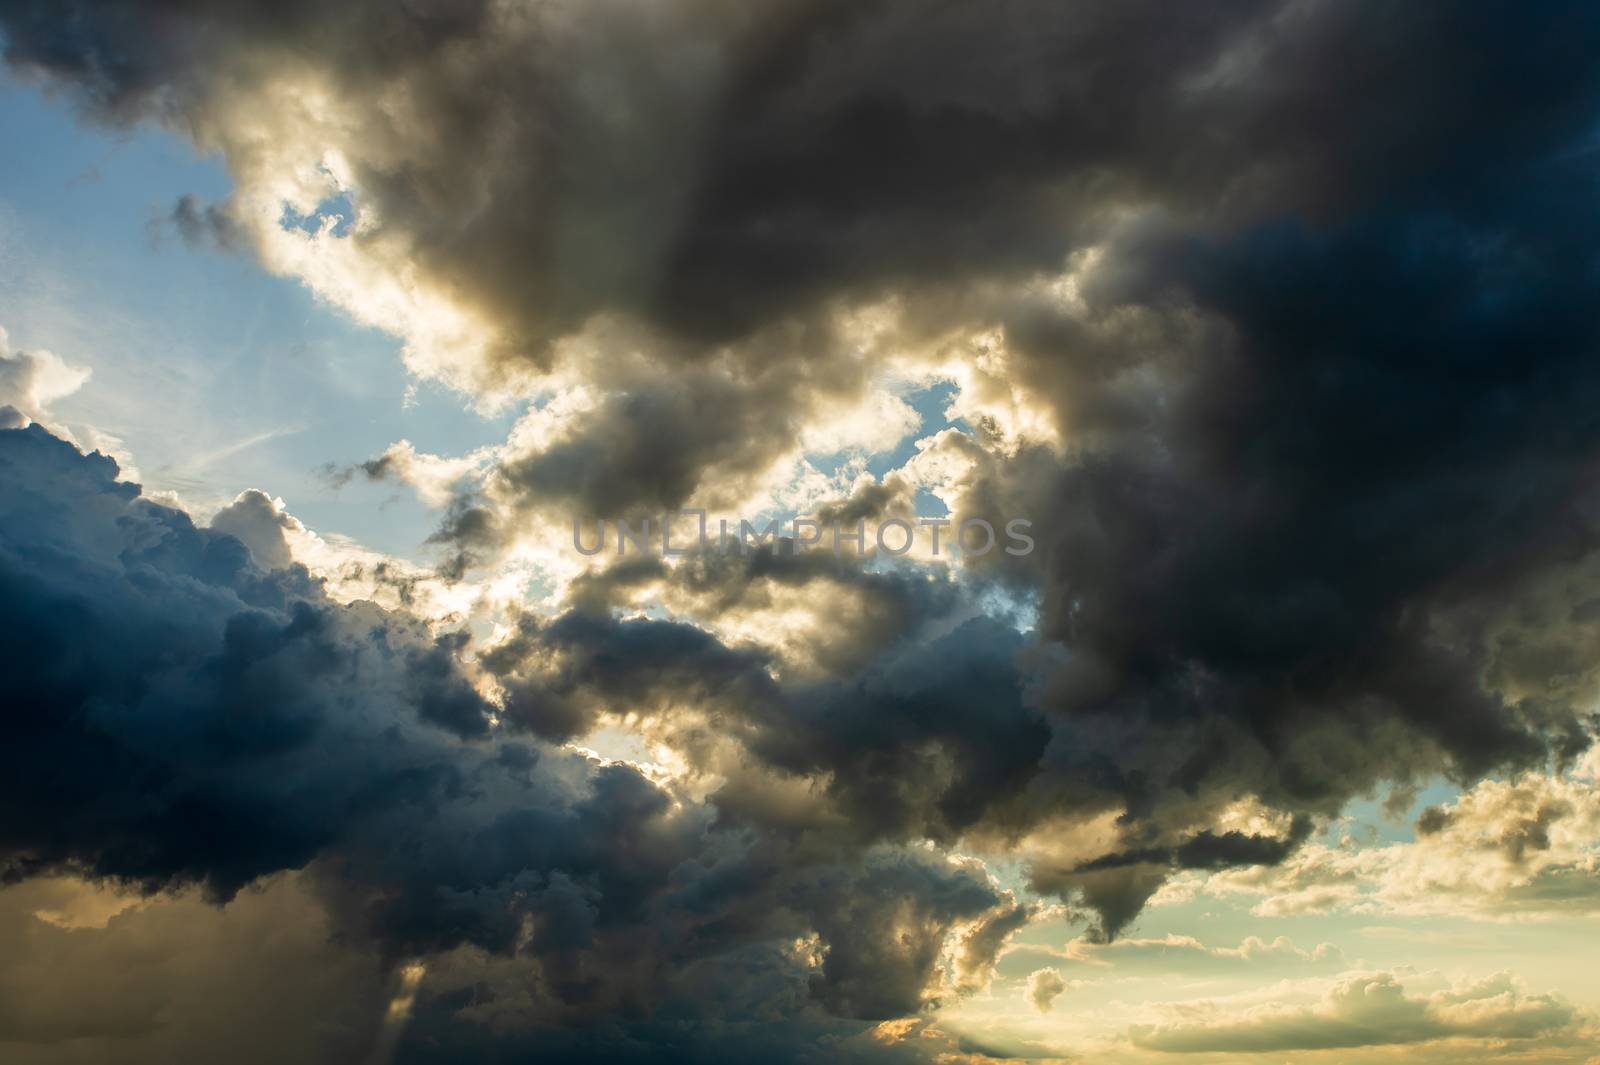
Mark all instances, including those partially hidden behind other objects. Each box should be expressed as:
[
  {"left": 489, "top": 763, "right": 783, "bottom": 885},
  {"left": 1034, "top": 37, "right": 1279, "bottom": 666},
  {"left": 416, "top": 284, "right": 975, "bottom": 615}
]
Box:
[{"left": 2, "top": 2, "right": 1599, "bottom": 1063}]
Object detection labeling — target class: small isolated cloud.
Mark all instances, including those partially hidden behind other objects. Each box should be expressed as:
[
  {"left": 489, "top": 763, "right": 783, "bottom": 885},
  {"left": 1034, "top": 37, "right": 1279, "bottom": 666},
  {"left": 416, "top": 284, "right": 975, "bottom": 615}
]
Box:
[
  {"left": 1131, "top": 971, "right": 1575, "bottom": 1054},
  {"left": 166, "top": 193, "right": 247, "bottom": 253},
  {"left": 1027, "top": 967, "right": 1066, "bottom": 1012}
]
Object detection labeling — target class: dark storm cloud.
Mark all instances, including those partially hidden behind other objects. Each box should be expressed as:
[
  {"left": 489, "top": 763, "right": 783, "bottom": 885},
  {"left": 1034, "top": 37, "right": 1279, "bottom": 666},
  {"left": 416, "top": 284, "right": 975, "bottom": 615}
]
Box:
[
  {"left": 0, "top": 425, "right": 1019, "bottom": 1060},
  {"left": 6, "top": 0, "right": 1600, "bottom": 1049},
  {"left": 0, "top": 423, "right": 500, "bottom": 898},
  {"left": 747, "top": 618, "right": 1052, "bottom": 844},
  {"left": 1028, "top": 819, "right": 1314, "bottom": 940},
  {"left": 495, "top": 368, "right": 785, "bottom": 516},
  {"left": 8, "top": 0, "right": 1593, "bottom": 362},
  {"left": 800, "top": 855, "right": 999, "bottom": 1020},
  {"left": 472, "top": 552, "right": 1052, "bottom": 844},
  {"left": 471, "top": 312, "right": 879, "bottom": 529},
  {"left": 974, "top": 185, "right": 1600, "bottom": 787},
  {"left": 480, "top": 606, "right": 779, "bottom": 741},
  {"left": 476, "top": 545, "right": 1059, "bottom": 846},
  {"left": 921, "top": 157, "right": 1600, "bottom": 920}
]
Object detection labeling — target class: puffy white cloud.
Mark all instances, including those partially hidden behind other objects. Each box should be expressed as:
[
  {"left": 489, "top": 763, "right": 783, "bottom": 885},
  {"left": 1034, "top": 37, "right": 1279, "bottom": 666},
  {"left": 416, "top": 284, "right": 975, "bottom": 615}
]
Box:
[
  {"left": 0, "top": 323, "right": 90, "bottom": 433},
  {"left": 208, "top": 488, "right": 302, "bottom": 571},
  {"left": 1026, "top": 967, "right": 1066, "bottom": 1012}
]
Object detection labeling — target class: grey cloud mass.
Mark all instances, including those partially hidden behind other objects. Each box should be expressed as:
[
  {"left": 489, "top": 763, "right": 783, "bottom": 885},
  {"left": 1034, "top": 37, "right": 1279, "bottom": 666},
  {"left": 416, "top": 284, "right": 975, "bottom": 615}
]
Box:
[
  {"left": 4, "top": 0, "right": 1600, "bottom": 1060},
  {"left": 0, "top": 424, "right": 1023, "bottom": 1060}
]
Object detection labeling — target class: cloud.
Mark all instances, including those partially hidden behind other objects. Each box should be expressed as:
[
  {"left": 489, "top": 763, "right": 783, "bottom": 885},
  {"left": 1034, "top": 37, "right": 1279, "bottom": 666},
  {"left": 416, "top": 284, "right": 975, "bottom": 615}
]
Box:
[
  {"left": 1026, "top": 968, "right": 1066, "bottom": 1013},
  {"left": 208, "top": 489, "right": 303, "bottom": 571},
  {"left": 1189, "top": 749, "right": 1600, "bottom": 920},
  {"left": 0, "top": 423, "right": 1038, "bottom": 1060},
  {"left": 0, "top": 324, "right": 90, "bottom": 432},
  {"left": 1130, "top": 971, "right": 1576, "bottom": 1054},
  {"left": 1024, "top": 933, "right": 1344, "bottom": 976},
  {"left": 0, "top": 873, "right": 388, "bottom": 1063},
  {"left": 948, "top": 897, "right": 1034, "bottom": 995},
  {"left": 6, "top": 1, "right": 1600, "bottom": 1054},
  {"left": 165, "top": 193, "right": 247, "bottom": 253},
  {"left": 326, "top": 438, "right": 492, "bottom": 509}
]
